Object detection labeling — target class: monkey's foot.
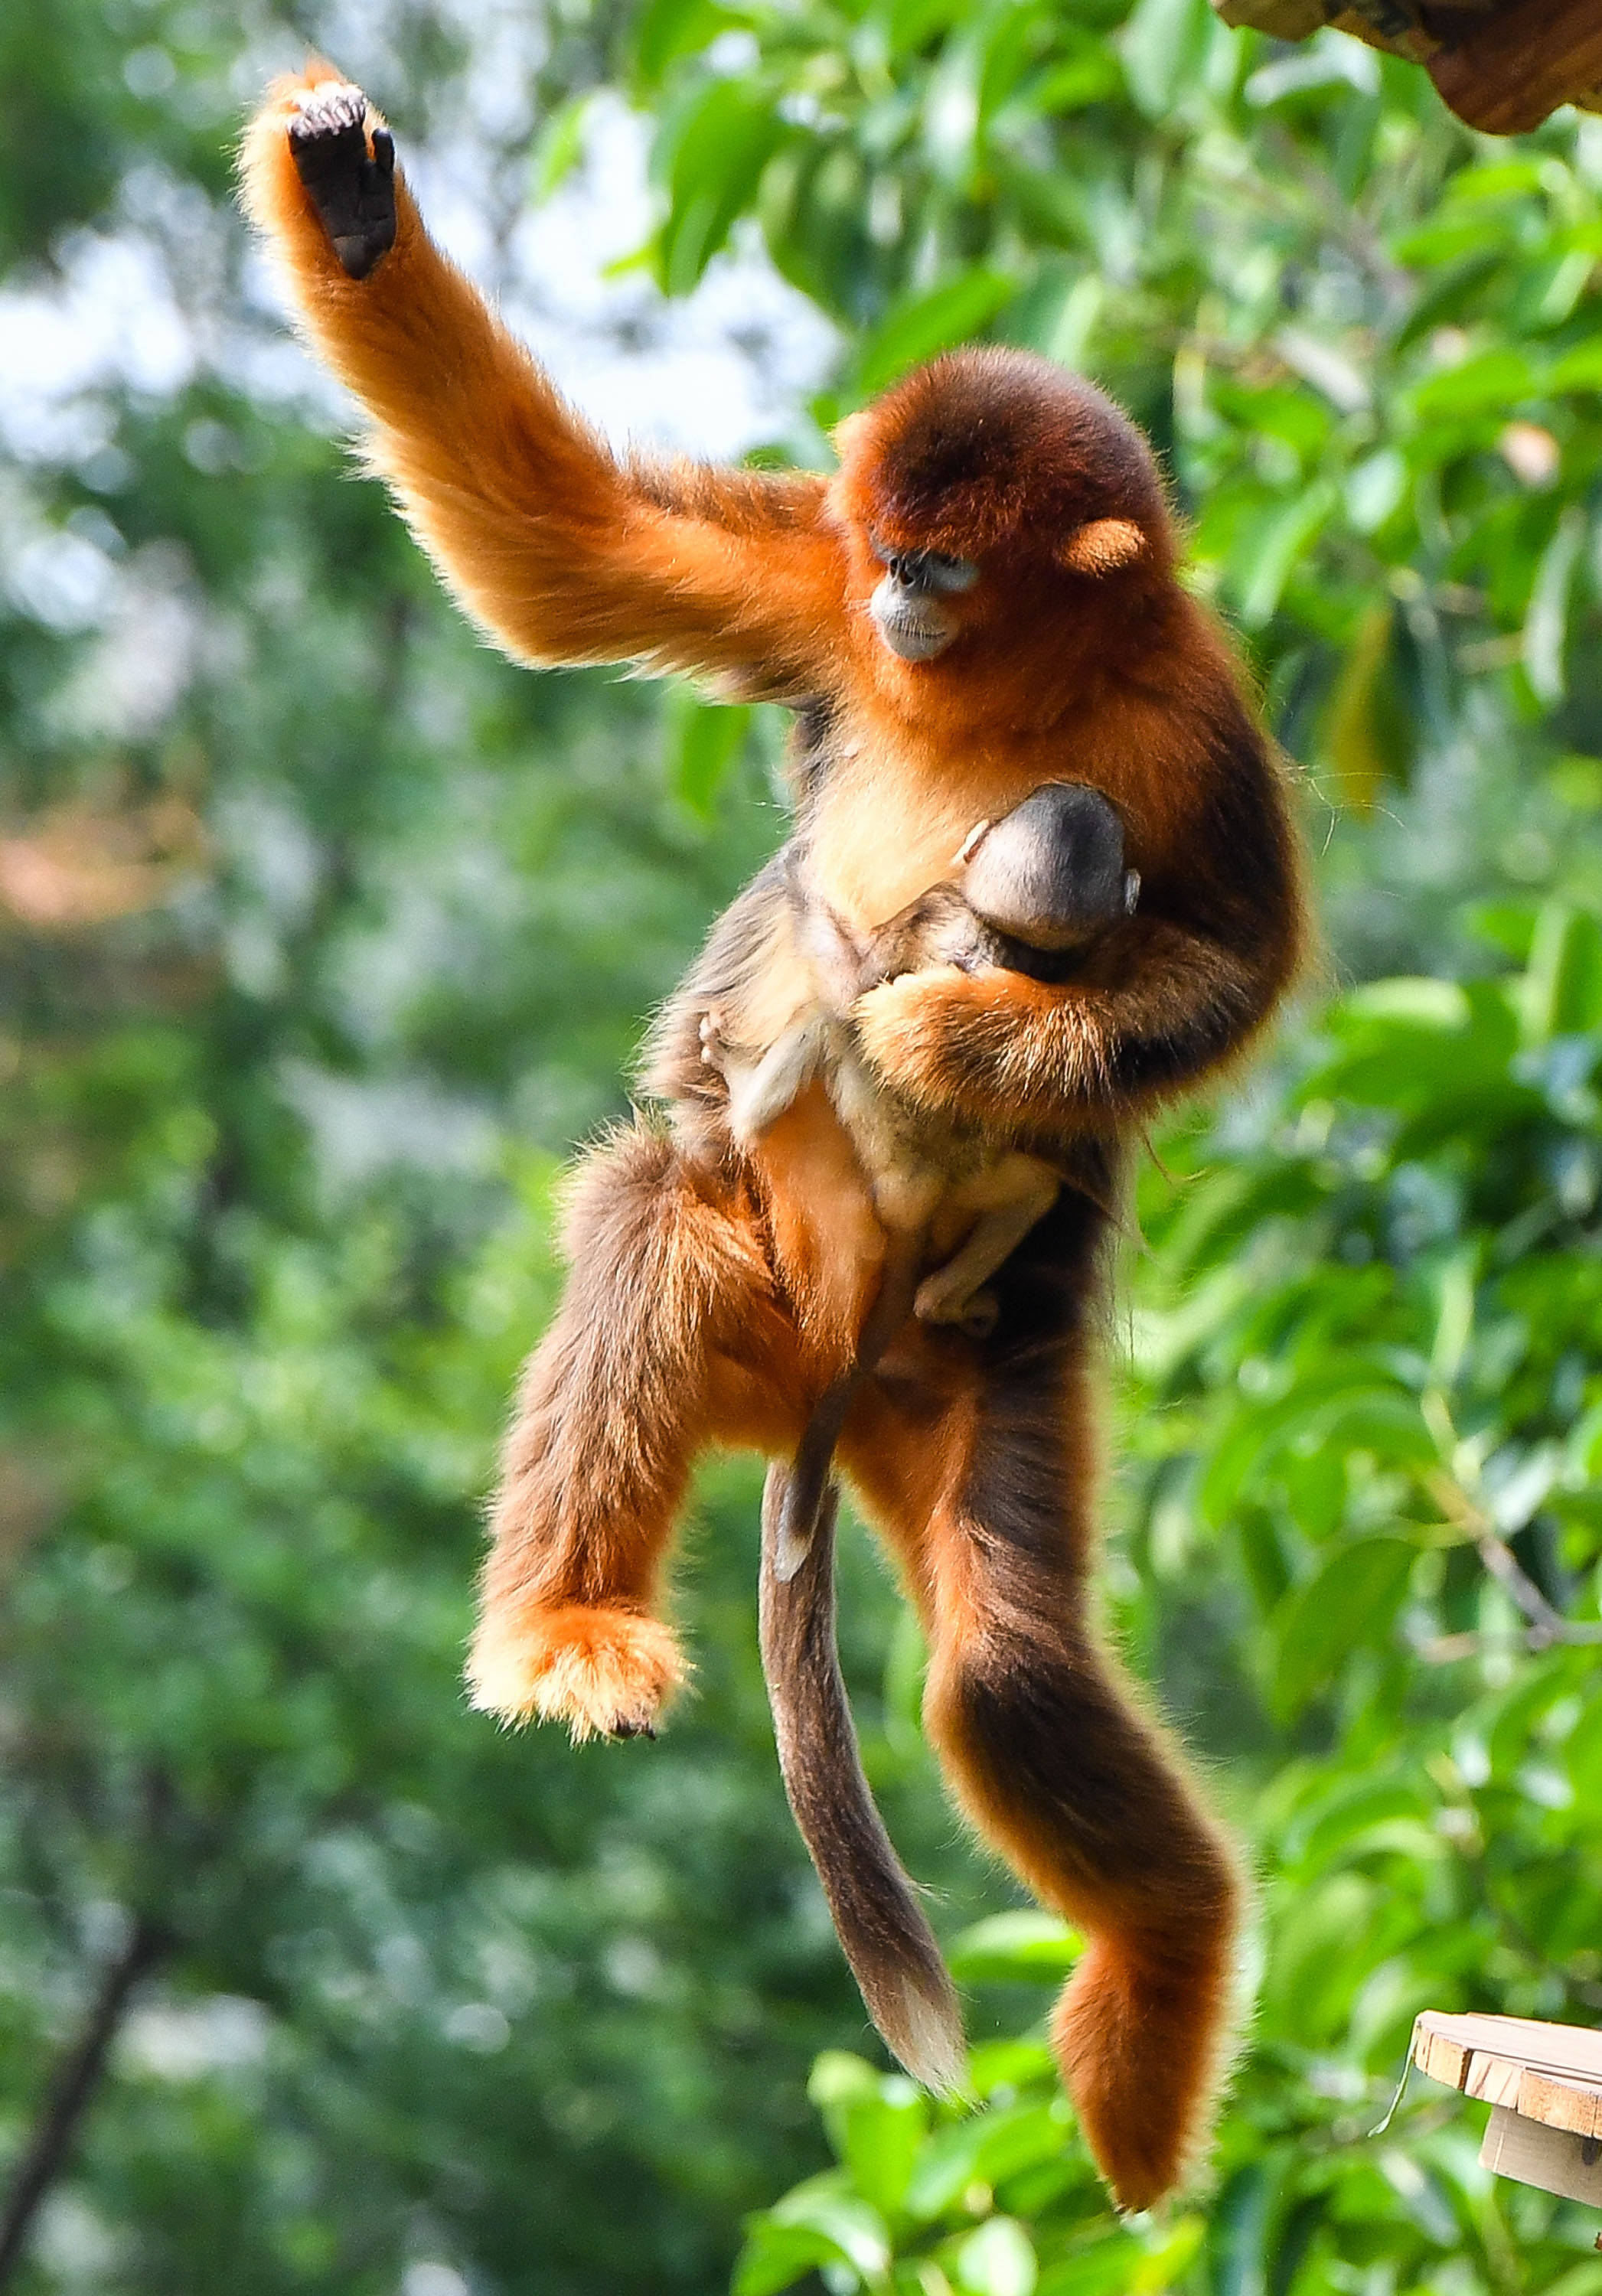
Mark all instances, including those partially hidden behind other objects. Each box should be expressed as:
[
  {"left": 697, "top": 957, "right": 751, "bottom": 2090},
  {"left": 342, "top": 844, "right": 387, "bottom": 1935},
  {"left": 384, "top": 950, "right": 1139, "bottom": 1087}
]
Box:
[
  {"left": 1052, "top": 1932, "right": 1237, "bottom": 2213},
  {"left": 288, "top": 81, "right": 396, "bottom": 279},
  {"left": 697, "top": 1006, "right": 730, "bottom": 1071},
  {"left": 466, "top": 1602, "right": 686, "bottom": 1741}
]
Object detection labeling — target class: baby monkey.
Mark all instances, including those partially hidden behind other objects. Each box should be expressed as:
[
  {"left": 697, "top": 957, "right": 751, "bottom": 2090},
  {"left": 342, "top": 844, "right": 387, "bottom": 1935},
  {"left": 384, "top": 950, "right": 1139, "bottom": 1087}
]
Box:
[{"left": 704, "top": 780, "right": 1138, "bottom": 1581}]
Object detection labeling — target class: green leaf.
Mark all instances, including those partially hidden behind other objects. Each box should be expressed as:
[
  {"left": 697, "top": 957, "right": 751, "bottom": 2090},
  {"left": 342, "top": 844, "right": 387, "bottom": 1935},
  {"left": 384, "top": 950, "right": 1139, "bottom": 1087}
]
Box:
[
  {"left": 1336, "top": 979, "right": 1472, "bottom": 1032},
  {"left": 811, "top": 2050, "right": 886, "bottom": 2122},
  {"left": 1522, "top": 902, "right": 1602, "bottom": 1040},
  {"left": 654, "top": 79, "right": 787, "bottom": 290},
  {"left": 1227, "top": 481, "right": 1336, "bottom": 628},
  {"left": 905, "top": 2103, "right": 1067, "bottom": 2220},
  {"left": 1523, "top": 504, "right": 1586, "bottom": 709},
  {"left": 1023, "top": 53, "right": 1122, "bottom": 119},
  {"left": 948, "top": 1911, "right": 1080, "bottom": 1986},
  {"left": 883, "top": 1602, "right": 929, "bottom": 1754},
  {"left": 631, "top": 0, "right": 752, "bottom": 91},
  {"left": 844, "top": 2086, "right": 928, "bottom": 2218},
  {"left": 849, "top": 272, "right": 1017, "bottom": 402},
  {"left": 954, "top": 2216, "right": 1038, "bottom": 2296},
  {"left": 1409, "top": 347, "right": 1542, "bottom": 422},
  {"left": 1272, "top": 1538, "right": 1417, "bottom": 1717},
  {"left": 666, "top": 689, "right": 751, "bottom": 817},
  {"left": 1288, "top": 1776, "right": 1433, "bottom": 1873},
  {"left": 762, "top": 2174, "right": 893, "bottom": 2285},
  {"left": 1119, "top": 0, "right": 1212, "bottom": 118},
  {"left": 1548, "top": 339, "right": 1602, "bottom": 393},
  {"left": 968, "top": 2039, "right": 1055, "bottom": 2098},
  {"left": 734, "top": 2219, "right": 853, "bottom": 2296},
  {"left": 1034, "top": 2236, "right": 1150, "bottom": 2296},
  {"left": 529, "top": 93, "right": 592, "bottom": 199}
]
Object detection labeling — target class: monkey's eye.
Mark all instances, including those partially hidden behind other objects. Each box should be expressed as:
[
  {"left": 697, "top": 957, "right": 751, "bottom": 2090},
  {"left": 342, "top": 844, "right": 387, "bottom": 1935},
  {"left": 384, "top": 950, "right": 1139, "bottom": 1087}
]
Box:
[{"left": 922, "top": 552, "right": 979, "bottom": 595}]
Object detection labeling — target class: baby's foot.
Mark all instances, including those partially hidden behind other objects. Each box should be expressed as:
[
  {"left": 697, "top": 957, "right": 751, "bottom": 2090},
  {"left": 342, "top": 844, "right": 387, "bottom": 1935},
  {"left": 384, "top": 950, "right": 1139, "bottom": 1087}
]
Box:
[{"left": 915, "top": 1268, "right": 998, "bottom": 1337}]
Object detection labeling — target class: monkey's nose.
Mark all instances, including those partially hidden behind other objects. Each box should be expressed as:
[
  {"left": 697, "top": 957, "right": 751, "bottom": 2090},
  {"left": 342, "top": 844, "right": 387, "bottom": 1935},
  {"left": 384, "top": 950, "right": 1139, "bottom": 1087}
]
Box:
[{"left": 870, "top": 576, "right": 956, "bottom": 662}]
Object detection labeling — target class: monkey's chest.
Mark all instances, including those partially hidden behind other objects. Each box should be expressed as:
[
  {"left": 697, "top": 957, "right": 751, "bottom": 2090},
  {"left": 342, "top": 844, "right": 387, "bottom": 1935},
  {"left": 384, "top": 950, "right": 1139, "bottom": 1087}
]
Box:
[{"left": 804, "top": 734, "right": 1063, "bottom": 932}]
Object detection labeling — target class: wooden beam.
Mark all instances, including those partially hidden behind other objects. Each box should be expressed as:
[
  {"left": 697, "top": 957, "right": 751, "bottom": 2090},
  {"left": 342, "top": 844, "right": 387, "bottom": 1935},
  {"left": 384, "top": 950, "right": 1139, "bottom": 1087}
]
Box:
[
  {"left": 1428, "top": 0, "right": 1602, "bottom": 132},
  {"left": 1481, "top": 2105, "right": 1602, "bottom": 2207}
]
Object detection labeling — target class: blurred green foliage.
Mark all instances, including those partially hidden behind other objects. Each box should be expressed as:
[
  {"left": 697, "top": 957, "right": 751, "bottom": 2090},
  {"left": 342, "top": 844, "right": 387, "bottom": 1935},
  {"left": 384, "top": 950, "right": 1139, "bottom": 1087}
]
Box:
[{"left": 2, "top": 2, "right": 1601, "bottom": 2294}]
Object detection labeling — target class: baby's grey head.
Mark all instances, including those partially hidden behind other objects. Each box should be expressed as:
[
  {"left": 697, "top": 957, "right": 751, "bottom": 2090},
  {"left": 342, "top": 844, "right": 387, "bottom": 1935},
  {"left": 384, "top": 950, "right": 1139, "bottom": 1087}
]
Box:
[{"left": 959, "top": 781, "right": 1134, "bottom": 953}]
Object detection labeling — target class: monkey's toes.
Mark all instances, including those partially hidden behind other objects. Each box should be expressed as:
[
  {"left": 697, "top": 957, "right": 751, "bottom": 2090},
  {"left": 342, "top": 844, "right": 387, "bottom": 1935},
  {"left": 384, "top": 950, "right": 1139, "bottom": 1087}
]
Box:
[
  {"left": 466, "top": 1603, "right": 686, "bottom": 1743},
  {"left": 288, "top": 81, "right": 396, "bottom": 279}
]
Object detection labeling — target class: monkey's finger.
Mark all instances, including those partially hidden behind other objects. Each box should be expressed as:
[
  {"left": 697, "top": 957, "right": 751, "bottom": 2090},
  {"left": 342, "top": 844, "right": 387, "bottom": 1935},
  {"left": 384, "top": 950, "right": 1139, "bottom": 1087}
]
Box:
[
  {"left": 287, "top": 81, "right": 367, "bottom": 166},
  {"left": 286, "top": 81, "right": 397, "bottom": 279}
]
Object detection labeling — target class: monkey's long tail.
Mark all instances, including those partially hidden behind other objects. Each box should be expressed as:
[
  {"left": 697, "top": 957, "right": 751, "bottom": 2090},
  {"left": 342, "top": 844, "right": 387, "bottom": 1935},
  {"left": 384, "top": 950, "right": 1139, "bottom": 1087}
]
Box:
[{"left": 759, "top": 1464, "right": 966, "bottom": 2095}]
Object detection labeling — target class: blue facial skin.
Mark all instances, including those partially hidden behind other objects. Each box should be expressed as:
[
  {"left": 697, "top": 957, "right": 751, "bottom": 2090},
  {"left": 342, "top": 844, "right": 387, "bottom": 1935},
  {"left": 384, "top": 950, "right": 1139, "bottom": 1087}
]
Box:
[{"left": 867, "top": 538, "right": 980, "bottom": 662}]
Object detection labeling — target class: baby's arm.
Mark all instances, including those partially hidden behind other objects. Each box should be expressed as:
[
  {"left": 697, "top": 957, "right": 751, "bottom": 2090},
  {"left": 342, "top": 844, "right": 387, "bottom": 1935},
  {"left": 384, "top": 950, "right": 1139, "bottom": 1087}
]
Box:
[{"left": 700, "top": 1009, "right": 831, "bottom": 1144}]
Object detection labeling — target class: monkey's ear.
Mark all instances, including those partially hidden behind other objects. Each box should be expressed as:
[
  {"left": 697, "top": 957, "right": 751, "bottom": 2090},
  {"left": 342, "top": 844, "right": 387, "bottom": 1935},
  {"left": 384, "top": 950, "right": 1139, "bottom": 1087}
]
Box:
[
  {"left": 1059, "top": 518, "right": 1146, "bottom": 575},
  {"left": 832, "top": 410, "right": 870, "bottom": 465}
]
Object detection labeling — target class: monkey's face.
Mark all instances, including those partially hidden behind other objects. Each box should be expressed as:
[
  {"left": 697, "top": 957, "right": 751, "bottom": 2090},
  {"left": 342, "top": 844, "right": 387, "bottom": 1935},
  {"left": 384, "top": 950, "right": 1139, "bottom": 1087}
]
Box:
[
  {"left": 866, "top": 536, "right": 979, "bottom": 662},
  {"left": 830, "top": 345, "right": 1175, "bottom": 676}
]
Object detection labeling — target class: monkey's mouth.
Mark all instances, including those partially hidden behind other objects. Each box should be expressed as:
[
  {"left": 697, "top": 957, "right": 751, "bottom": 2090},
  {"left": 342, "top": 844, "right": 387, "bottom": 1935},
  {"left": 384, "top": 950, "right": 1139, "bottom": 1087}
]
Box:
[{"left": 870, "top": 579, "right": 958, "bottom": 661}]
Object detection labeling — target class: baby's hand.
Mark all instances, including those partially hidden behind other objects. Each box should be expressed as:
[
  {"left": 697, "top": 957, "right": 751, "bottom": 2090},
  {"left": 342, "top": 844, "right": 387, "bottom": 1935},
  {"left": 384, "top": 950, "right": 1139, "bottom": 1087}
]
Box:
[{"left": 698, "top": 1006, "right": 732, "bottom": 1075}]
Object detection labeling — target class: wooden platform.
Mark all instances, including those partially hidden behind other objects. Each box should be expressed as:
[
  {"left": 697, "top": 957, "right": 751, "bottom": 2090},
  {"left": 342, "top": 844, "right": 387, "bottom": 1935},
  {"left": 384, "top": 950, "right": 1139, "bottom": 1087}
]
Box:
[{"left": 1411, "top": 2012, "right": 1602, "bottom": 2207}]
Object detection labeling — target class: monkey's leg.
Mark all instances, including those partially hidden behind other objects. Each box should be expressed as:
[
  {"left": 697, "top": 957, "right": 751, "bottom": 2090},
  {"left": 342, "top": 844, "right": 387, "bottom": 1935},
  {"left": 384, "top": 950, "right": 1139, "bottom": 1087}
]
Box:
[
  {"left": 772, "top": 1227, "right": 927, "bottom": 1581},
  {"left": 471, "top": 1120, "right": 790, "bottom": 1740},
  {"left": 913, "top": 1161, "right": 1060, "bottom": 1331},
  {"left": 843, "top": 1290, "right": 1241, "bottom": 2212},
  {"left": 759, "top": 1468, "right": 964, "bottom": 2093},
  {"left": 925, "top": 1548, "right": 1241, "bottom": 2211}
]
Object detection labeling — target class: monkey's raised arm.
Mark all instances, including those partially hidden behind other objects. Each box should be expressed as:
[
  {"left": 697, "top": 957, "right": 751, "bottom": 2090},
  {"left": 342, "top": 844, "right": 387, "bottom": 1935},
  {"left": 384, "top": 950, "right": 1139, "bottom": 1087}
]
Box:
[
  {"left": 241, "top": 70, "right": 845, "bottom": 695},
  {"left": 852, "top": 713, "right": 1304, "bottom": 1133}
]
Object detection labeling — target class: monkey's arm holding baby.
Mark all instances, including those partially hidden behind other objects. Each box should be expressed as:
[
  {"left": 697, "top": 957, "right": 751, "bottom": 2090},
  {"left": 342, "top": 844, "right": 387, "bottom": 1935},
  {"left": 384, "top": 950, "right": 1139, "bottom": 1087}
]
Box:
[{"left": 243, "top": 67, "right": 1306, "bottom": 2216}]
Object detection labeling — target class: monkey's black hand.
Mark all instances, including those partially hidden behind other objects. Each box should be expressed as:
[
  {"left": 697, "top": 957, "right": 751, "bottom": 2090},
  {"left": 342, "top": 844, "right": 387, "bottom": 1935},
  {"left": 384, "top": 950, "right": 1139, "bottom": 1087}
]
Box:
[{"left": 288, "top": 83, "right": 396, "bottom": 281}]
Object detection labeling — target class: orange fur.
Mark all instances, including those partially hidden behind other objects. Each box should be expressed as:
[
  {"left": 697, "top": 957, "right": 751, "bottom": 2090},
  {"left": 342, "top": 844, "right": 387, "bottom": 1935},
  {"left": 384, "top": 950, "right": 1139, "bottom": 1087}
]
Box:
[
  {"left": 242, "top": 70, "right": 1304, "bottom": 2210},
  {"left": 239, "top": 67, "right": 844, "bottom": 698}
]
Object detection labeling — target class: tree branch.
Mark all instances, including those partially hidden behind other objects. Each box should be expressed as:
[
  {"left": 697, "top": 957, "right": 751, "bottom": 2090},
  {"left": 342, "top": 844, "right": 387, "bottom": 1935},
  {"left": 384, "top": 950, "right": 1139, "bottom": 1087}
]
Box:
[
  {"left": 1421, "top": 1467, "right": 1602, "bottom": 1655},
  {"left": 0, "top": 1913, "right": 167, "bottom": 2290}
]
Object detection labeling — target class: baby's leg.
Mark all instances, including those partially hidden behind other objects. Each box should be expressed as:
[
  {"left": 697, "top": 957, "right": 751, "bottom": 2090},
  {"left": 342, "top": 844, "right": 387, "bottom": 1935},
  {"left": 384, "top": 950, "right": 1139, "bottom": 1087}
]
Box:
[{"left": 915, "top": 1158, "right": 1060, "bottom": 1329}]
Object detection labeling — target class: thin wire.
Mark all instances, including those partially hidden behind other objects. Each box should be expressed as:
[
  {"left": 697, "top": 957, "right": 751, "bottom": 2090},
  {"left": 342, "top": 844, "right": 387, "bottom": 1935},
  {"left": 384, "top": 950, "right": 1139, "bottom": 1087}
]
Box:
[{"left": 1370, "top": 2051, "right": 1414, "bottom": 2138}]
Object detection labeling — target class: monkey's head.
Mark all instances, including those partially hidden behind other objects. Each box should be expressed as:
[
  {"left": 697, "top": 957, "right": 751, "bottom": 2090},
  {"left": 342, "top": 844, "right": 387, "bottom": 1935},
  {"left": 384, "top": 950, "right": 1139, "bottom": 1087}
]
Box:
[
  {"left": 959, "top": 781, "right": 1138, "bottom": 952},
  {"left": 828, "top": 347, "right": 1173, "bottom": 667}
]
